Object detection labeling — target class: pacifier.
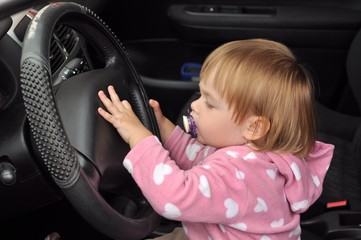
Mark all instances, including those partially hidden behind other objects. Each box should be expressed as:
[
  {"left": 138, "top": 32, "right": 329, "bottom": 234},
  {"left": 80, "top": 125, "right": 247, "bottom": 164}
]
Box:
[{"left": 183, "top": 114, "right": 197, "bottom": 138}]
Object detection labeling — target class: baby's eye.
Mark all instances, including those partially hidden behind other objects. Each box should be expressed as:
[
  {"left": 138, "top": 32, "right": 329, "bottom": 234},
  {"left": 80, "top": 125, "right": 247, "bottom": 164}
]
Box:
[{"left": 205, "top": 101, "right": 214, "bottom": 109}]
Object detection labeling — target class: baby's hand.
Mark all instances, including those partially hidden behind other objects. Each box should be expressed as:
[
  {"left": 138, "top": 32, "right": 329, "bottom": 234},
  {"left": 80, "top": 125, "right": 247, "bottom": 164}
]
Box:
[
  {"left": 149, "top": 99, "right": 176, "bottom": 143},
  {"left": 98, "top": 85, "right": 152, "bottom": 148}
]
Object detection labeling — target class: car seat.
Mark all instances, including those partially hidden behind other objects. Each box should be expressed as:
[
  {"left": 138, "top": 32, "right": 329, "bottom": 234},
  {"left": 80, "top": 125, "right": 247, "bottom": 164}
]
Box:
[{"left": 174, "top": 31, "right": 361, "bottom": 239}]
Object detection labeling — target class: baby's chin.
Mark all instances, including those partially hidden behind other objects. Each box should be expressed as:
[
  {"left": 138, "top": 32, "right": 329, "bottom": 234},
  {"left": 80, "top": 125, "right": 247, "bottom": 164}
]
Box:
[
  {"left": 196, "top": 135, "right": 214, "bottom": 147},
  {"left": 196, "top": 136, "right": 205, "bottom": 144}
]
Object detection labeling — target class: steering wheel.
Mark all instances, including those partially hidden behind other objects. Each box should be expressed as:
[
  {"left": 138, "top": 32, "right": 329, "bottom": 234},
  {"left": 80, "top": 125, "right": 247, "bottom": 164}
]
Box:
[{"left": 20, "top": 2, "right": 160, "bottom": 240}]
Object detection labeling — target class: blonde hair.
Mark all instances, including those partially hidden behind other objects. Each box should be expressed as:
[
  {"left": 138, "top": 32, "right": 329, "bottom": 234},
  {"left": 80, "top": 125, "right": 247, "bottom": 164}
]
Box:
[{"left": 200, "top": 39, "right": 316, "bottom": 157}]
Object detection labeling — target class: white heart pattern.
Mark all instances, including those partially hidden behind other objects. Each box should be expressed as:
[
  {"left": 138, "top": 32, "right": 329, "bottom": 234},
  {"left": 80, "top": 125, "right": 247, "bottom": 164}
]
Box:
[
  {"left": 289, "top": 225, "right": 301, "bottom": 238},
  {"left": 260, "top": 236, "right": 271, "bottom": 240},
  {"left": 291, "top": 200, "right": 309, "bottom": 211},
  {"left": 313, "top": 175, "right": 320, "bottom": 187},
  {"left": 266, "top": 169, "right": 277, "bottom": 180},
  {"left": 153, "top": 163, "right": 172, "bottom": 185},
  {"left": 163, "top": 203, "right": 181, "bottom": 219},
  {"left": 229, "top": 222, "right": 247, "bottom": 231},
  {"left": 243, "top": 152, "right": 256, "bottom": 160},
  {"left": 218, "top": 224, "right": 226, "bottom": 233},
  {"left": 270, "top": 218, "right": 284, "bottom": 228},
  {"left": 123, "top": 159, "right": 133, "bottom": 175},
  {"left": 290, "top": 162, "right": 301, "bottom": 181},
  {"left": 186, "top": 143, "right": 202, "bottom": 161},
  {"left": 204, "top": 147, "right": 210, "bottom": 157},
  {"left": 203, "top": 165, "right": 211, "bottom": 169},
  {"left": 199, "top": 175, "right": 211, "bottom": 198},
  {"left": 224, "top": 198, "right": 239, "bottom": 218},
  {"left": 254, "top": 197, "right": 268, "bottom": 213},
  {"left": 226, "top": 150, "right": 239, "bottom": 158},
  {"left": 236, "top": 168, "right": 245, "bottom": 180}
]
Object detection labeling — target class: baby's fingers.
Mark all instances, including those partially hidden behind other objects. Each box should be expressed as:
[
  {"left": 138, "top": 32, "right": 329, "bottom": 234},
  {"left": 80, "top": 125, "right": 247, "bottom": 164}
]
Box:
[
  {"left": 107, "top": 85, "right": 123, "bottom": 105},
  {"left": 121, "top": 99, "right": 132, "bottom": 110},
  {"left": 149, "top": 99, "right": 163, "bottom": 116},
  {"left": 98, "top": 90, "right": 113, "bottom": 109},
  {"left": 98, "top": 90, "right": 121, "bottom": 114},
  {"left": 97, "top": 107, "right": 114, "bottom": 124},
  {"left": 149, "top": 99, "right": 160, "bottom": 112}
]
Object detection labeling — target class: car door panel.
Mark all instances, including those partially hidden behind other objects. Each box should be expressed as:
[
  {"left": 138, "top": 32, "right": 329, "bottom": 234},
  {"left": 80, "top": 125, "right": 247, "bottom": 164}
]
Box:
[{"left": 168, "top": 4, "right": 361, "bottom": 46}]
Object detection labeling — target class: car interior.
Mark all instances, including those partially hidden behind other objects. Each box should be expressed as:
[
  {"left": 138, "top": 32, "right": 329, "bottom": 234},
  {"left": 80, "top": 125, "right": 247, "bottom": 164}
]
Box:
[{"left": 1, "top": 0, "right": 361, "bottom": 239}]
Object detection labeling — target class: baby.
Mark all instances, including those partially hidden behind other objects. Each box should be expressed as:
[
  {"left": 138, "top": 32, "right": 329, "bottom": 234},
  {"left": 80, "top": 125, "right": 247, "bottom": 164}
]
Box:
[{"left": 97, "top": 38, "right": 334, "bottom": 239}]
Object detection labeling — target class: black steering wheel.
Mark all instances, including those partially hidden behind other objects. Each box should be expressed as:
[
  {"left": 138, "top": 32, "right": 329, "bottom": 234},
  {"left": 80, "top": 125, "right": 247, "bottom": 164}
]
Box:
[{"left": 20, "top": 2, "right": 160, "bottom": 240}]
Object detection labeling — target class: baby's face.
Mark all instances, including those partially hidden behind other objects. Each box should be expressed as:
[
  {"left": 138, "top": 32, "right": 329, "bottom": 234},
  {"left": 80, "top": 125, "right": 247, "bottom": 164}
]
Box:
[{"left": 190, "top": 81, "right": 249, "bottom": 148}]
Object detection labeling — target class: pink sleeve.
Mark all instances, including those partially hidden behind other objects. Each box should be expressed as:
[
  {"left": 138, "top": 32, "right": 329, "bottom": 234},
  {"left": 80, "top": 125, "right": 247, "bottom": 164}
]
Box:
[
  {"left": 123, "top": 136, "right": 248, "bottom": 223},
  {"left": 164, "top": 126, "right": 216, "bottom": 169}
]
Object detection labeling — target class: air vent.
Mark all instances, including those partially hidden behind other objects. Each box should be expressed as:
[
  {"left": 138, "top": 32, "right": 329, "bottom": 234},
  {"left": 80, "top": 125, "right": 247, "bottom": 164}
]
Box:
[{"left": 50, "top": 24, "right": 78, "bottom": 74}]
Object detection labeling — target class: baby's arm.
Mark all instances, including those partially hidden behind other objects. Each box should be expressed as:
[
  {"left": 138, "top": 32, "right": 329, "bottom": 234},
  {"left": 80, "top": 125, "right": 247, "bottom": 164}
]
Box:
[{"left": 126, "top": 142, "right": 247, "bottom": 224}]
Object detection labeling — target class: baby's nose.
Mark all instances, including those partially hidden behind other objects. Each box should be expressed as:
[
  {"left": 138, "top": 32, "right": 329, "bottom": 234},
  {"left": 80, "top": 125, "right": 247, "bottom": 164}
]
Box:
[{"left": 190, "top": 99, "right": 199, "bottom": 113}]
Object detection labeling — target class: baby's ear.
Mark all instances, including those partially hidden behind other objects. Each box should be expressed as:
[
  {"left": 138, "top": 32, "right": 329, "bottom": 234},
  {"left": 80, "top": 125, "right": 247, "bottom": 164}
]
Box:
[{"left": 244, "top": 116, "right": 270, "bottom": 141}]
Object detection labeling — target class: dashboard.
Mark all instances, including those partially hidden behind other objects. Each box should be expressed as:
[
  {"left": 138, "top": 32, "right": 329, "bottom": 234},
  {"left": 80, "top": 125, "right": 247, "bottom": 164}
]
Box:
[{"left": 0, "top": 8, "right": 37, "bottom": 112}]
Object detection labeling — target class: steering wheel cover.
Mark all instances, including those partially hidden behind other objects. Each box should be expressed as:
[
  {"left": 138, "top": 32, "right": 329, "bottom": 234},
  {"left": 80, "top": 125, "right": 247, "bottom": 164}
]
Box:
[{"left": 20, "top": 2, "right": 160, "bottom": 239}]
